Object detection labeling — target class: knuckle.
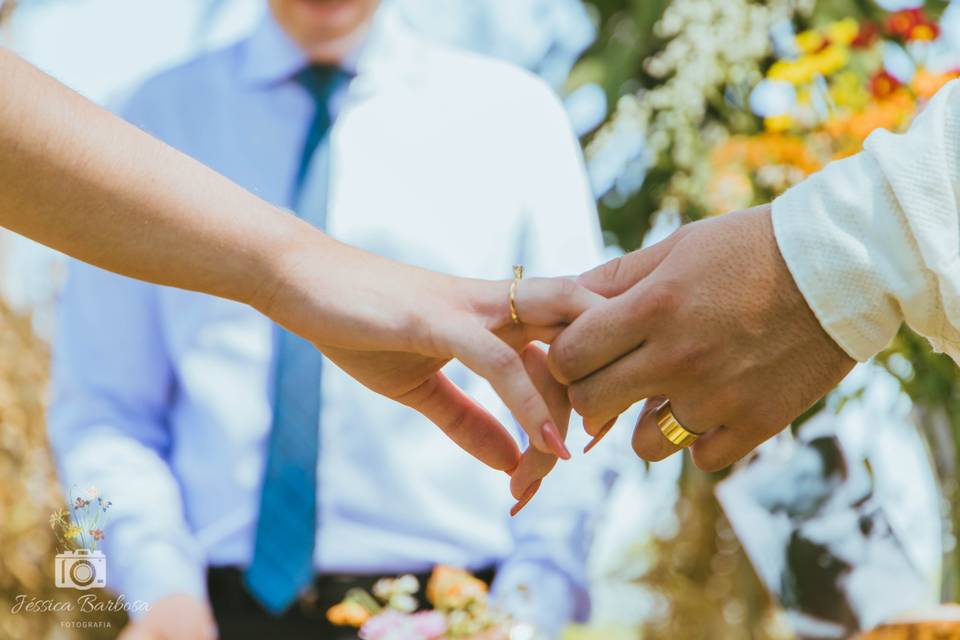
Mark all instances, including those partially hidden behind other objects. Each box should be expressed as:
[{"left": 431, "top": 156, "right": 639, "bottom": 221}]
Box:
[
  {"left": 489, "top": 346, "right": 519, "bottom": 372},
  {"left": 556, "top": 276, "right": 580, "bottom": 300},
  {"left": 670, "top": 343, "right": 708, "bottom": 377},
  {"left": 547, "top": 340, "right": 578, "bottom": 384},
  {"left": 640, "top": 281, "right": 680, "bottom": 317},
  {"left": 567, "top": 382, "right": 597, "bottom": 417},
  {"left": 599, "top": 256, "right": 625, "bottom": 284},
  {"left": 517, "top": 387, "right": 544, "bottom": 419}
]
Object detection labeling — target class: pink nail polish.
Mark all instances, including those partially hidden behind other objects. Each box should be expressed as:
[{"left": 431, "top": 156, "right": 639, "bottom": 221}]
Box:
[
  {"left": 583, "top": 418, "right": 616, "bottom": 454},
  {"left": 541, "top": 422, "right": 571, "bottom": 460},
  {"left": 510, "top": 479, "right": 542, "bottom": 517}
]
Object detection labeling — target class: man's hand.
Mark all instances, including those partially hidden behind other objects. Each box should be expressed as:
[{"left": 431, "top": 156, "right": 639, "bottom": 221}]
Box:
[
  {"left": 549, "top": 205, "right": 856, "bottom": 471},
  {"left": 118, "top": 594, "right": 217, "bottom": 640}
]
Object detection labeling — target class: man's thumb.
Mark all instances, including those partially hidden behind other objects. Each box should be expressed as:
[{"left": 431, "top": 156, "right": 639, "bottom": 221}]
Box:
[{"left": 577, "top": 229, "right": 683, "bottom": 297}]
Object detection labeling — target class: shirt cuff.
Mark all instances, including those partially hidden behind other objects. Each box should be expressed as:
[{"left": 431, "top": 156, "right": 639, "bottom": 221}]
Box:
[
  {"left": 492, "top": 561, "right": 583, "bottom": 639},
  {"left": 771, "top": 150, "right": 920, "bottom": 362},
  {"left": 109, "top": 540, "right": 207, "bottom": 619}
]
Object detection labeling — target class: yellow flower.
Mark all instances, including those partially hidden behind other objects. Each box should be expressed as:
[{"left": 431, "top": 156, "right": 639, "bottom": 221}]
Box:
[
  {"left": 326, "top": 602, "right": 371, "bottom": 628},
  {"left": 809, "top": 45, "right": 849, "bottom": 77},
  {"left": 768, "top": 59, "right": 816, "bottom": 85},
  {"left": 795, "top": 29, "right": 825, "bottom": 55},
  {"left": 825, "top": 18, "right": 859, "bottom": 47},
  {"left": 764, "top": 114, "right": 794, "bottom": 132},
  {"left": 830, "top": 71, "right": 869, "bottom": 109},
  {"left": 64, "top": 526, "right": 82, "bottom": 539}
]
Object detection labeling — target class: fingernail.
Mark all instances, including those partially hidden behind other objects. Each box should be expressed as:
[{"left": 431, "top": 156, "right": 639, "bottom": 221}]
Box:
[
  {"left": 583, "top": 418, "right": 616, "bottom": 454},
  {"left": 541, "top": 422, "right": 571, "bottom": 460},
  {"left": 510, "top": 480, "right": 542, "bottom": 517}
]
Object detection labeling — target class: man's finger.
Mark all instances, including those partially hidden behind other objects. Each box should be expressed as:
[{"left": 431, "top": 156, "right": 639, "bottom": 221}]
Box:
[
  {"left": 449, "top": 327, "right": 570, "bottom": 459},
  {"left": 689, "top": 424, "right": 769, "bottom": 472},
  {"left": 576, "top": 230, "right": 684, "bottom": 297},
  {"left": 630, "top": 396, "right": 684, "bottom": 462},
  {"left": 396, "top": 371, "right": 521, "bottom": 472},
  {"left": 566, "top": 342, "right": 668, "bottom": 427},
  {"left": 509, "top": 346, "right": 571, "bottom": 501}
]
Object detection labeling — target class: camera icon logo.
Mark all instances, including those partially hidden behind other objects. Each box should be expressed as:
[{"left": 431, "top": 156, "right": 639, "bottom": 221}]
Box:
[{"left": 55, "top": 549, "right": 107, "bottom": 590}]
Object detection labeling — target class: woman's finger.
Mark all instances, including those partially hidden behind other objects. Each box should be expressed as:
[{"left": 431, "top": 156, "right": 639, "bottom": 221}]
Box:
[
  {"left": 392, "top": 371, "right": 521, "bottom": 472},
  {"left": 509, "top": 346, "right": 571, "bottom": 507},
  {"left": 468, "top": 276, "right": 605, "bottom": 331},
  {"left": 447, "top": 325, "right": 570, "bottom": 460},
  {"left": 512, "top": 276, "right": 607, "bottom": 326}
]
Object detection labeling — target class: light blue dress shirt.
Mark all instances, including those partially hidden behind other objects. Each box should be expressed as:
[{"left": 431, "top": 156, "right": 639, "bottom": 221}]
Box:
[{"left": 48, "top": 9, "right": 608, "bottom": 636}]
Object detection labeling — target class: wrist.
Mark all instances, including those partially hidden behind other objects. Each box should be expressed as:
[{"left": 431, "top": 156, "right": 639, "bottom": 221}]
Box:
[
  {"left": 248, "top": 215, "right": 431, "bottom": 352},
  {"left": 246, "top": 211, "right": 319, "bottom": 329}
]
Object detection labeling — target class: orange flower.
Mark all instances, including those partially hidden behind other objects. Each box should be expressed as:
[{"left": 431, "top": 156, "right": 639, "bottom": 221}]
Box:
[
  {"left": 912, "top": 69, "right": 960, "bottom": 100},
  {"left": 711, "top": 134, "right": 820, "bottom": 176},
  {"left": 426, "top": 565, "right": 488, "bottom": 611},
  {"left": 886, "top": 9, "right": 924, "bottom": 38},
  {"left": 824, "top": 91, "right": 914, "bottom": 142},
  {"left": 327, "top": 601, "right": 372, "bottom": 628}
]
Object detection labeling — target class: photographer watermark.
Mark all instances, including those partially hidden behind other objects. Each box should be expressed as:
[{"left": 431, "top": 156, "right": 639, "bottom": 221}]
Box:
[
  {"left": 55, "top": 548, "right": 107, "bottom": 590},
  {"left": 11, "top": 486, "right": 152, "bottom": 629}
]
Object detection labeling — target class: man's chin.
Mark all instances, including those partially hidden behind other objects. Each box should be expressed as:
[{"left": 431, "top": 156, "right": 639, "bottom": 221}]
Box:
[{"left": 295, "top": 0, "right": 363, "bottom": 23}]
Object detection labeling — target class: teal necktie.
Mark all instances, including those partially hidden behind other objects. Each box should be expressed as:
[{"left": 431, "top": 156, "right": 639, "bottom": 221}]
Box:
[{"left": 244, "top": 65, "right": 348, "bottom": 615}]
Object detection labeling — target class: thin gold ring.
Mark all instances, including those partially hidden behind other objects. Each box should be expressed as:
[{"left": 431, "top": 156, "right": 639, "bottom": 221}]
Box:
[
  {"left": 656, "top": 401, "right": 700, "bottom": 448},
  {"left": 509, "top": 264, "right": 524, "bottom": 325}
]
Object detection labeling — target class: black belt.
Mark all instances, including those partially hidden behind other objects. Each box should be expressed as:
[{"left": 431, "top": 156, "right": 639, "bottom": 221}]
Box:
[{"left": 208, "top": 564, "right": 497, "bottom": 621}]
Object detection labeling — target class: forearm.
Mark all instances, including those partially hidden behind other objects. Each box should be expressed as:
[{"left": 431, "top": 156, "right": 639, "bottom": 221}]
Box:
[
  {"left": 772, "top": 79, "right": 960, "bottom": 362},
  {"left": 0, "top": 48, "right": 317, "bottom": 307}
]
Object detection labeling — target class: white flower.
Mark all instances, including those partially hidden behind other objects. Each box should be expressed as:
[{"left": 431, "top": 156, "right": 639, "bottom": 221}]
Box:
[
  {"left": 749, "top": 79, "right": 796, "bottom": 117},
  {"left": 883, "top": 41, "right": 917, "bottom": 83},
  {"left": 874, "top": 0, "right": 924, "bottom": 10}
]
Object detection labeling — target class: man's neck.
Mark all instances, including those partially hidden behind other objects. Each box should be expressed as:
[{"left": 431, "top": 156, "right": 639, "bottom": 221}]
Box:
[{"left": 299, "top": 22, "right": 372, "bottom": 66}]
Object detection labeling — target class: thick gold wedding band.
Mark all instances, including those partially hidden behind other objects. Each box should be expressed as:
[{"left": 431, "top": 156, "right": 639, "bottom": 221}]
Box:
[
  {"left": 509, "top": 264, "right": 524, "bottom": 325},
  {"left": 657, "top": 402, "right": 700, "bottom": 448}
]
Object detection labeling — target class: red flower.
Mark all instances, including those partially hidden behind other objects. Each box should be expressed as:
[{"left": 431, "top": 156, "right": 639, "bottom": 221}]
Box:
[
  {"left": 871, "top": 70, "right": 902, "bottom": 99},
  {"left": 886, "top": 9, "right": 924, "bottom": 38},
  {"left": 852, "top": 22, "right": 880, "bottom": 48},
  {"left": 886, "top": 8, "right": 939, "bottom": 41}
]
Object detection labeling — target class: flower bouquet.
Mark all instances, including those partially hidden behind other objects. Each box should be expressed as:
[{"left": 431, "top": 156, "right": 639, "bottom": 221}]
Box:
[
  {"left": 49, "top": 485, "right": 112, "bottom": 552},
  {"left": 326, "top": 566, "right": 532, "bottom": 640},
  {"left": 587, "top": 0, "right": 960, "bottom": 221},
  {"left": 713, "top": 3, "right": 960, "bottom": 214}
]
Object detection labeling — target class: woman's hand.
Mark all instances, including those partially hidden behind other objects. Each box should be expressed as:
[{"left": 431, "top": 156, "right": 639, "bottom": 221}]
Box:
[{"left": 254, "top": 230, "right": 604, "bottom": 473}]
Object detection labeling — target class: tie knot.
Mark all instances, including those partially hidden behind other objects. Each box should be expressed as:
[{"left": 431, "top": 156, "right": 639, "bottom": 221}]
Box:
[{"left": 296, "top": 64, "right": 349, "bottom": 104}]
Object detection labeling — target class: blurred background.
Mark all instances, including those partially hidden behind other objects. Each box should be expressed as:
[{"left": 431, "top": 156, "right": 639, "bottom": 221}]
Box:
[{"left": 1, "top": 0, "right": 960, "bottom": 638}]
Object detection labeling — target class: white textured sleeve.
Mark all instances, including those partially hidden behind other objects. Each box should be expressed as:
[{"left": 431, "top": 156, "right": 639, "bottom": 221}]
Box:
[{"left": 772, "top": 80, "right": 960, "bottom": 363}]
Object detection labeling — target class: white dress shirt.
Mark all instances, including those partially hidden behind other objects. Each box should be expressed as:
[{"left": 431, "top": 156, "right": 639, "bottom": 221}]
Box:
[
  {"left": 48, "top": 8, "right": 607, "bottom": 635},
  {"left": 773, "top": 79, "right": 960, "bottom": 365}
]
